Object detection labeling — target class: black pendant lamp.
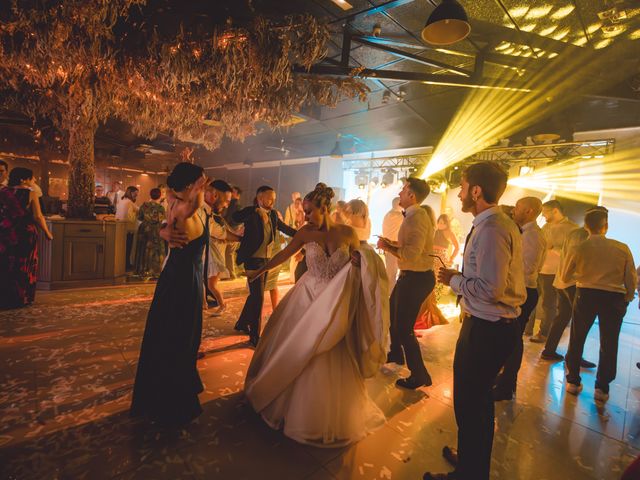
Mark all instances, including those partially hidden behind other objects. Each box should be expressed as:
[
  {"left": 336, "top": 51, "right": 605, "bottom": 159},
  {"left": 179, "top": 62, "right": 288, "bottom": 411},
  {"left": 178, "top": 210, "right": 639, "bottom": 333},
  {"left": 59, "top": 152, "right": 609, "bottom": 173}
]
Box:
[{"left": 421, "top": 0, "right": 471, "bottom": 46}]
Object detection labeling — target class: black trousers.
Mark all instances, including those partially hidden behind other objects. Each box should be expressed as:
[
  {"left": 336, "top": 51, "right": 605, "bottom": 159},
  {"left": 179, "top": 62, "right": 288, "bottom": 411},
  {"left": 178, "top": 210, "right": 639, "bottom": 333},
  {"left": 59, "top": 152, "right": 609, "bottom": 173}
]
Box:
[
  {"left": 495, "top": 287, "right": 540, "bottom": 393},
  {"left": 537, "top": 273, "right": 557, "bottom": 336},
  {"left": 543, "top": 285, "right": 576, "bottom": 354},
  {"left": 565, "top": 288, "right": 628, "bottom": 392},
  {"left": 236, "top": 258, "right": 269, "bottom": 336},
  {"left": 389, "top": 270, "right": 435, "bottom": 379},
  {"left": 454, "top": 315, "right": 519, "bottom": 480}
]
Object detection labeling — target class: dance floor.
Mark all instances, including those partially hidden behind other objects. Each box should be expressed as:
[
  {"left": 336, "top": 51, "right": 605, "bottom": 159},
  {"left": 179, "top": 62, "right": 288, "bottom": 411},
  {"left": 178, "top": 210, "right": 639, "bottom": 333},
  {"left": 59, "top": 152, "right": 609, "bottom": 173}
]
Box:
[{"left": 1, "top": 276, "right": 640, "bottom": 479}]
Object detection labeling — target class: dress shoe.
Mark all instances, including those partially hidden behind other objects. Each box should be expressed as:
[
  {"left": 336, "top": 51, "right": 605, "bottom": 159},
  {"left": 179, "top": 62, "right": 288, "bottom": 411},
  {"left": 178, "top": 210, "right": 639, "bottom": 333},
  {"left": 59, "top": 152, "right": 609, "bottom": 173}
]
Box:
[
  {"left": 580, "top": 359, "right": 596, "bottom": 368},
  {"left": 442, "top": 446, "right": 459, "bottom": 466},
  {"left": 396, "top": 374, "right": 432, "bottom": 389},
  {"left": 386, "top": 353, "right": 405, "bottom": 366},
  {"left": 197, "top": 351, "right": 205, "bottom": 360},
  {"left": 541, "top": 351, "right": 564, "bottom": 361},
  {"left": 637, "top": 362, "right": 640, "bottom": 370},
  {"left": 234, "top": 322, "right": 250, "bottom": 334},
  {"left": 566, "top": 382, "right": 583, "bottom": 395},
  {"left": 529, "top": 334, "right": 546, "bottom": 343},
  {"left": 594, "top": 388, "right": 609, "bottom": 404},
  {"left": 492, "top": 387, "right": 514, "bottom": 401},
  {"left": 248, "top": 334, "right": 260, "bottom": 348},
  {"left": 423, "top": 472, "right": 456, "bottom": 480}
]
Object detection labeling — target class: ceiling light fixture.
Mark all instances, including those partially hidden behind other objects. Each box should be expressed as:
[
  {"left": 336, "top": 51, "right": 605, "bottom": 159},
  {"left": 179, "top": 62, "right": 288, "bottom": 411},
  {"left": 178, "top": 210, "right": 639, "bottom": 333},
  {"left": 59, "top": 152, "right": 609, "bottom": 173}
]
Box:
[
  {"left": 421, "top": 0, "right": 471, "bottom": 46},
  {"left": 330, "top": 138, "right": 343, "bottom": 158},
  {"left": 330, "top": 0, "right": 353, "bottom": 11}
]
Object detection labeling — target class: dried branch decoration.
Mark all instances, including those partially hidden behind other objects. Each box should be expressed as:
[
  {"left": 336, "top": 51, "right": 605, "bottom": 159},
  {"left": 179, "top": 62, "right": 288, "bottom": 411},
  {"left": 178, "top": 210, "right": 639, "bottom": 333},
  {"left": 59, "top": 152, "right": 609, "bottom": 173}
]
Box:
[{"left": 0, "top": 0, "right": 369, "bottom": 216}]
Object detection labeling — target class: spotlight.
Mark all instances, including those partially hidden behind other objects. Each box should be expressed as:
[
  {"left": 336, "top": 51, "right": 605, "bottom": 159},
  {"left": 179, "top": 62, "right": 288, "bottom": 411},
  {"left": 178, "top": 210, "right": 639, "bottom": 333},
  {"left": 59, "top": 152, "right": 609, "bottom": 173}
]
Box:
[
  {"left": 397, "top": 87, "right": 407, "bottom": 101},
  {"left": 382, "top": 90, "right": 391, "bottom": 104},
  {"left": 381, "top": 169, "right": 397, "bottom": 187},
  {"left": 355, "top": 171, "right": 369, "bottom": 189},
  {"left": 421, "top": 0, "right": 471, "bottom": 46}
]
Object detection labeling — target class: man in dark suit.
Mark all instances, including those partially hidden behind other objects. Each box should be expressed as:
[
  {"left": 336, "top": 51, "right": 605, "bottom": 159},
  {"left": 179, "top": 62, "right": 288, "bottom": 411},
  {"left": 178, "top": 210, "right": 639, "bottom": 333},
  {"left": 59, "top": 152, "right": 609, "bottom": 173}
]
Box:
[{"left": 233, "top": 185, "right": 296, "bottom": 346}]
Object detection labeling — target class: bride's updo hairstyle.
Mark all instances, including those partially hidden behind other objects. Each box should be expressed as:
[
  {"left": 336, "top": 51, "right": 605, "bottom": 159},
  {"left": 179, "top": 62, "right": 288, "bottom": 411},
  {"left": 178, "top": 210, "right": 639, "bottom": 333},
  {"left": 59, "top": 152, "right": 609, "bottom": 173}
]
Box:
[
  {"left": 304, "top": 183, "right": 335, "bottom": 212},
  {"left": 167, "top": 162, "right": 204, "bottom": 192}
]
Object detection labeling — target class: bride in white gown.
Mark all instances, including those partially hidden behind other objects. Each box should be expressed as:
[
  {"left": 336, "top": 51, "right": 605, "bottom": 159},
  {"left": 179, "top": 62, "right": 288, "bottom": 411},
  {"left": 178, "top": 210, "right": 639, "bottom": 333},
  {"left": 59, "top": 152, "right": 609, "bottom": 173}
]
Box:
[{"left": 245, "top": 185, "right": 390, "bottom": 447}]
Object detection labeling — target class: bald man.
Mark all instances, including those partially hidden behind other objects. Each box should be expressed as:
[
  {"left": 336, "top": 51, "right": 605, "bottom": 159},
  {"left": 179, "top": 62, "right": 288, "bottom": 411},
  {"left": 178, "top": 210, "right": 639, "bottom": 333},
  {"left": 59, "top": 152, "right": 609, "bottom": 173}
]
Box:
[{"left": 493, "top": 197, "right": 547, "bottom": 400}]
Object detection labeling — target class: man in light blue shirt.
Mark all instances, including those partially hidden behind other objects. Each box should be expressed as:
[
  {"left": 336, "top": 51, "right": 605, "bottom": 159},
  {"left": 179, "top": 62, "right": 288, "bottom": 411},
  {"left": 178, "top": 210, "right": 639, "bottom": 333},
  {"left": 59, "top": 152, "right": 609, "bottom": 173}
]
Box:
[{"left": 424, "top": 162, "right": 525, "bottom": 480}]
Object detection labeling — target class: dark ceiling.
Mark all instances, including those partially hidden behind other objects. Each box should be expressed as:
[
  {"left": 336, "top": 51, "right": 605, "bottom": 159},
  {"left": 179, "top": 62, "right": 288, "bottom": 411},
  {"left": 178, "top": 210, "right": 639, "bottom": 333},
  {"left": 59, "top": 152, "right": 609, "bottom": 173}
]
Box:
[{"left": 2, "top": 0, "right": 639, "bottom": 169}]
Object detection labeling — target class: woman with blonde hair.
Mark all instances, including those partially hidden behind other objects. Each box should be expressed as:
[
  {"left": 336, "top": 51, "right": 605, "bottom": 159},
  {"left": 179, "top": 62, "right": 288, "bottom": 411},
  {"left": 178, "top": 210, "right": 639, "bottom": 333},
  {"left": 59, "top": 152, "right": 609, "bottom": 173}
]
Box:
[{"left": 344, "top": 199, "right": 371, "bottom": 243}]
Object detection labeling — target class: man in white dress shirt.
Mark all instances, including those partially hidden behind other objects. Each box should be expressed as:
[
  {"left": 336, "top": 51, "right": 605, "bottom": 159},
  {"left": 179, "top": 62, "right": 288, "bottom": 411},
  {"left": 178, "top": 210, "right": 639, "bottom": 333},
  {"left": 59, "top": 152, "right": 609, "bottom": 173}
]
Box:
[
  {"left": 425, "top": 162, "right": 526, "bottom": 480},
  {"left": 529, "top": 200, "right": 578, "bottom": 341},
  {"left": 377, "top": 178, "right": 435, "bottom": 389},
  {"left": 381, "top": 197, "right": 403, "bottom": 291},
  {"left": 493, "top": 197, "right": 546, "bottom": 401},
  {"left": 563, "top": 208, "right": 637, "bottom": 404}
]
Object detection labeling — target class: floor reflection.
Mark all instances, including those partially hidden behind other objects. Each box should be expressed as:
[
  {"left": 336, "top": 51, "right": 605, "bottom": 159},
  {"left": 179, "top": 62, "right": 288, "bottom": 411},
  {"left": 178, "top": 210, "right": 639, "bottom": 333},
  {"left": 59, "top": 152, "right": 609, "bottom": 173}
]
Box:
[{"left": 1, "top": 278, "right": 639, "bottom": 479}]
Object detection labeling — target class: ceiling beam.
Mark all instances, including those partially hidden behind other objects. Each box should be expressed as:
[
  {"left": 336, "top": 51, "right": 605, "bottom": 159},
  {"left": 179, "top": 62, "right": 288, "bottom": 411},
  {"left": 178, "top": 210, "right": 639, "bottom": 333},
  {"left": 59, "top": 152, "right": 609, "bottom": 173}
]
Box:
[
  {"left": 294, "top": 64, "right": 531, "bottom": 91},
  {"left": 328, "top": 0, "right": 414, "bottom": 24},
  {"left": 352, "top": 35, "right": 472, "bottom": 77}
]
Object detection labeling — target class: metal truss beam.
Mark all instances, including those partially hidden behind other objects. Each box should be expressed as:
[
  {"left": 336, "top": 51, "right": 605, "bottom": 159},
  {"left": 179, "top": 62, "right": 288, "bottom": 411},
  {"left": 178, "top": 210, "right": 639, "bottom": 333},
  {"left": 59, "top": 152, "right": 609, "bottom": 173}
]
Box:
[
  {"left": 293, "top": 64, "right": 530, "bottom": 91},
  {"left": 351, "top": 35, "right": 472, "bottom": 77}
]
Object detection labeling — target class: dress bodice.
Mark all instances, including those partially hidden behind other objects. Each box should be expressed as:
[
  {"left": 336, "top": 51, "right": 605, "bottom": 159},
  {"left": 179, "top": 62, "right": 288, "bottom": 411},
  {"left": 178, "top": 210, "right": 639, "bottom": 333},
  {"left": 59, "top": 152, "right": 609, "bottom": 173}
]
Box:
[{"left": 304, "top": 242, "right": 350, "bottom": 282}]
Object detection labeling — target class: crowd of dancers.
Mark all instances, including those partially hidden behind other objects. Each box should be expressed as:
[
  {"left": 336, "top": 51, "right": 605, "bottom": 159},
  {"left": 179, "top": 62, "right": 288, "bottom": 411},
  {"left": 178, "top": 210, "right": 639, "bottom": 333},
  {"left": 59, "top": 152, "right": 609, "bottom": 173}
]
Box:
[{"left": 125, "top": 160, "right": 638, "bottom": 480}]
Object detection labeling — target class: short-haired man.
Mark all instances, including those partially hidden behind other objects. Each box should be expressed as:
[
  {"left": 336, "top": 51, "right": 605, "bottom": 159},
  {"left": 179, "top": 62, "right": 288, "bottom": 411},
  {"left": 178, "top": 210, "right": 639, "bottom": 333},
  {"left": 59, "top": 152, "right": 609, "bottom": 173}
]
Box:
[
  {"left": 493, "top": 196, "right": 546, "bottom": 401},
  {"left": 426, "top": 162, "right": 526, "bottom": 480},
  {"left": 529, "top": 199, "right": 578, "bottom": 342},
  {"left": 233, "top": 186, "right": 296, "bottom": 346},
  {"left": 541, "top": 206, "right": 609, "bottom": 365},
  {"left": 563, "top": 209, "right": 637, "bottom": 404},
  {"left": 284, "top": 191, "right": 302, "bottom": 229},
  {"left": 224, "top": 186, "right": 243, "bottom": 279},
  {"left": 377, "top": 177, "right": 435, "bottom": 389}
]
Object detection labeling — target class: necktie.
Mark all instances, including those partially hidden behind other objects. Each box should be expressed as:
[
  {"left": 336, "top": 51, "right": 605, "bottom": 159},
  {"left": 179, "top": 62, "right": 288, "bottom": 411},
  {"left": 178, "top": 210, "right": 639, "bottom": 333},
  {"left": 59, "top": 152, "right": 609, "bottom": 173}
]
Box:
[{"left": 457, "top": 226, "right": 475, "bottom": 307}]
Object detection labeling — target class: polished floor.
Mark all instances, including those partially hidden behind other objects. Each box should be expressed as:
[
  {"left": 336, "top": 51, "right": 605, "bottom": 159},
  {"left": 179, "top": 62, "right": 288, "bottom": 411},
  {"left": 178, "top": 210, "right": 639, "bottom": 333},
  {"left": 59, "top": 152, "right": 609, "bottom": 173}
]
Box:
[{"left": 1, "top": 275, "right": 640, "bottom": 479}]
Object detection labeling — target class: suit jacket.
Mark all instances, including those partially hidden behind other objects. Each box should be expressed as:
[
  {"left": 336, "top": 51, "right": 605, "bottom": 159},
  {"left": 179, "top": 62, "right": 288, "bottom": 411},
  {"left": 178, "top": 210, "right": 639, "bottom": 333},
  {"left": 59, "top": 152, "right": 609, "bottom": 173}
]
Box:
[
  {"left": 233, "top": 206, "right": 297, "bottom": 266},
  {"left": 224, "top": 198, "right": 241, "bottom": 227}
]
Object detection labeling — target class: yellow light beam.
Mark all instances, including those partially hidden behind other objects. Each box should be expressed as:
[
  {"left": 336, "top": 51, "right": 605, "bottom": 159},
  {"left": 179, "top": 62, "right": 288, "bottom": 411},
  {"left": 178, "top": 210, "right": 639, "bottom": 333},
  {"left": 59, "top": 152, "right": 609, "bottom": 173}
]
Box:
[{"left": 422, "top": 36, "right": 639, "bottom": 179}]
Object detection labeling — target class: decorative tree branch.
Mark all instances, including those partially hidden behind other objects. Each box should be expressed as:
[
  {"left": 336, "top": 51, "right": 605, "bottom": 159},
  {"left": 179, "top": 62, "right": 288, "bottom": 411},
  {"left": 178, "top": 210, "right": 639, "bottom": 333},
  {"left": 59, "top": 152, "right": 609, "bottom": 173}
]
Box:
[{"left": 0, "top": 0, "right": 369, "bottom": 218}]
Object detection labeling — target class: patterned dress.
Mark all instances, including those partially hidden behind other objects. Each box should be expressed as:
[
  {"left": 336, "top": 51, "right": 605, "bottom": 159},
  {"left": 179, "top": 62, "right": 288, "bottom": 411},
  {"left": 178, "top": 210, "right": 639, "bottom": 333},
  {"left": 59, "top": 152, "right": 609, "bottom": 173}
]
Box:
[
  {"left": 134, "top": 201, "right": 166, "bottom": 278},
  {"left": 0, "top": 187, "right": 39, "bottom": 308}
]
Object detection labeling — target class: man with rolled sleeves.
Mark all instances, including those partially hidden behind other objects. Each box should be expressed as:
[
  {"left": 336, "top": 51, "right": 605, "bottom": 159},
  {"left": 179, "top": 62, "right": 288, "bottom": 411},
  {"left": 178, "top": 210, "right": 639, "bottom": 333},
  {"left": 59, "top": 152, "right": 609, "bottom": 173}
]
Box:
[
  {"left": 424, "top": 162, "right": 526, "bottom": 480},
  {"left": 563, "top": 208, "right": 637, "bottom": 404}
]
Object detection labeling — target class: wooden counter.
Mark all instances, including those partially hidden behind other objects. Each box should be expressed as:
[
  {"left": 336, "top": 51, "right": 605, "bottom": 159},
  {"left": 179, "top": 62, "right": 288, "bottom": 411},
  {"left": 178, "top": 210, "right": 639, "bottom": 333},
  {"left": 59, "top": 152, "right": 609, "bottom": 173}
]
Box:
[{"left": 37, "top": 219, "right": 127, "bottom": 290}]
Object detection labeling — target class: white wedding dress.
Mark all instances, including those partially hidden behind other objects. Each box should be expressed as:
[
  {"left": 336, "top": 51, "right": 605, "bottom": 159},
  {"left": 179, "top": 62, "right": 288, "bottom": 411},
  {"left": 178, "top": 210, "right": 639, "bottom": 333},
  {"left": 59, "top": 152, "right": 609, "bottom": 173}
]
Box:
[{"left": 245, "top": 241, "right": 390, "bottom": 447}]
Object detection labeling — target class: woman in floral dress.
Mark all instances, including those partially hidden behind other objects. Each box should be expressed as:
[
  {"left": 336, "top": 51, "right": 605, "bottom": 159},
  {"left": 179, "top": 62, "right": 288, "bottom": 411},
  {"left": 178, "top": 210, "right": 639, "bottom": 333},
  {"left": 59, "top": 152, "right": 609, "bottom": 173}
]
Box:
[
  {"left": 0, "top": 167, "right": 53, "bottom": 308},
  {"left": 134, "top": 188, "right": 166, "bottom": 278}
]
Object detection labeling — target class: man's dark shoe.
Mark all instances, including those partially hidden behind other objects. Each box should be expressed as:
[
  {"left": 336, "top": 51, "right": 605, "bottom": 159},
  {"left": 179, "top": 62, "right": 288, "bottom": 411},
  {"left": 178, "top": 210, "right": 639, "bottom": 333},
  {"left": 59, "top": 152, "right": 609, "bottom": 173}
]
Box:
[
  {"left": 580, "top": 358, "right": 596, "bottom": 369},
  {"left": 492, "top": 387, "right": 514, "bottom": 401},
  {"left": 207, "top": 298, "right": 219, "bottom": 308},
  {"left": 234, "top": 322, "right": 250, "bottom": 334},
  {"left": 197, "top": 351, "right": 206, "bottom": 360},
  {"left": 386, "top": 353, "right": 405, "bottom": 366},
  {"left": 396, "top": 374, "right": 432, "bottom": 390},
  {"left": 442, "top": 446, "right": 459, "bottom": 466},
  {"left": 249, "top": 334, "right": 260, "bottom": 348},
  {"left": 541, "top": 351, "right": 564, "bottom": 361}
]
